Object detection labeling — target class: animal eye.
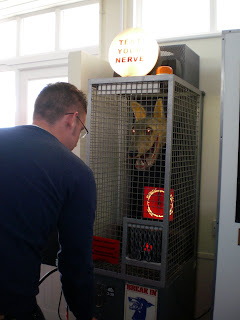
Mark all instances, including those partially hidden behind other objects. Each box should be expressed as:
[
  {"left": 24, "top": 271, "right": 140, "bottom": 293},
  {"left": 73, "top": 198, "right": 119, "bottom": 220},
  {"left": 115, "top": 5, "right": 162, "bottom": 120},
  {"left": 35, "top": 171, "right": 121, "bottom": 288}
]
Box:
[
  {"left": 132, "top": 127, "right": 135, "bottom": 134},
  {"left": 146, "top": 127, "right": 152, "bottom": 135}
]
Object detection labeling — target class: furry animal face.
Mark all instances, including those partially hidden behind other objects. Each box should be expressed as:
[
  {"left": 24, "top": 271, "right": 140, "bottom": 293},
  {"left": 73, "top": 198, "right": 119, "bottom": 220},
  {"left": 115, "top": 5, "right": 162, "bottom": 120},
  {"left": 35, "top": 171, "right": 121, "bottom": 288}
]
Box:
[{"left": 129, "top": 99, "right": 167, "bottom": 170}]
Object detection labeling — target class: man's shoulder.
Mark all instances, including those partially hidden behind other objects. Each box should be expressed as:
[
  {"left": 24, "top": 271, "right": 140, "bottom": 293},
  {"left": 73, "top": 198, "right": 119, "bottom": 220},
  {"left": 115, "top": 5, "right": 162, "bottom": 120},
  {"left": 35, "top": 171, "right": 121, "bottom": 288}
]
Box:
[
  {"left": 69, "top": 153, "right": 94, "bottom": 177},
  {"left": 0, "top": 125, "right": 55, "bottom": 140}
]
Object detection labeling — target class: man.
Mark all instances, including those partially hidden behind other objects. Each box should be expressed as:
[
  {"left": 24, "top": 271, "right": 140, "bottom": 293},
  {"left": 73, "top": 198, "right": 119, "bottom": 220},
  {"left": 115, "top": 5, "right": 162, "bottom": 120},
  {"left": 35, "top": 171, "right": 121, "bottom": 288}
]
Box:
[{"left": 0, "top": 82, "right": 97, "bottom": 320}]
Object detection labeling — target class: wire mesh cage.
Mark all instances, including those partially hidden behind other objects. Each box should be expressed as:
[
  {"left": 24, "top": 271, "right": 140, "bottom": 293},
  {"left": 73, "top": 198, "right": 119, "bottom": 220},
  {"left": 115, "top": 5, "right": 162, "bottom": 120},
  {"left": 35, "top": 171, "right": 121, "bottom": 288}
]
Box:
[{"left": 88, "top": 75, "right": 203, "bottom": 287}]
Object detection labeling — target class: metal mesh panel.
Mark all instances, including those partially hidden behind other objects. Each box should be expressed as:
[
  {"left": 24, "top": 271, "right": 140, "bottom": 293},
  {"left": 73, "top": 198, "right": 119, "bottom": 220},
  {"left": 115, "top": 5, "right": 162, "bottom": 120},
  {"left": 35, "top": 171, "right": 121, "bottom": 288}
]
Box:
[
  {"left": 125, "top": 265, "right": 161, "bottom": 282},
  {"left": 88, "top": 76, "right": 202, "bottom": 286},
  {"left": 166, "top": 83, "right": 201, "bottom": 282},
  {"left": 89, "top": 91, "right": 129, "bottom": 273}
]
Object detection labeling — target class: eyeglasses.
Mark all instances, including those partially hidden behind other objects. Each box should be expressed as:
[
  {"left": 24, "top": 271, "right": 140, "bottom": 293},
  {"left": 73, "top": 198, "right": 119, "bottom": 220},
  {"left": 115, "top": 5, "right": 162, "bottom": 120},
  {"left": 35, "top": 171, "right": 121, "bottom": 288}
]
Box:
[{"left": 65, "top": 113, "right": 89, "bottom": 139}]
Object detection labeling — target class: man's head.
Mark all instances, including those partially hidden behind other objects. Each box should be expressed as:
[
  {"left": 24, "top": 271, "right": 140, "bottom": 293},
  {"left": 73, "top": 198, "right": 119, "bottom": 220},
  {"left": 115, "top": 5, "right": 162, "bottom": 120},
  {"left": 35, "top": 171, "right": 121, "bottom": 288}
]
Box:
[{"left": 33, "top": 82, "right": 87, "bottom": 150}]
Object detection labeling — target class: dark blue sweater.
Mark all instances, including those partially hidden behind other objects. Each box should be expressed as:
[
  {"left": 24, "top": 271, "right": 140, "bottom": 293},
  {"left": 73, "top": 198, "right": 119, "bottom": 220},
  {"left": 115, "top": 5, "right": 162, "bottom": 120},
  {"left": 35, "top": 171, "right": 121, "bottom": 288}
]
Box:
[{"left": 0, "top": 125, "right": 96, "bottom": 319}]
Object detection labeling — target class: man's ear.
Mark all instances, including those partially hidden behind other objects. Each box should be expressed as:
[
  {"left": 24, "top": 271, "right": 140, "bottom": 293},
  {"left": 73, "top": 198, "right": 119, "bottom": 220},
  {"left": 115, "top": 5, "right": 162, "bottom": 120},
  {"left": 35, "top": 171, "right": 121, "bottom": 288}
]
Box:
[{"left": 65, "top": 112, "right": 76, "bottom": 129}]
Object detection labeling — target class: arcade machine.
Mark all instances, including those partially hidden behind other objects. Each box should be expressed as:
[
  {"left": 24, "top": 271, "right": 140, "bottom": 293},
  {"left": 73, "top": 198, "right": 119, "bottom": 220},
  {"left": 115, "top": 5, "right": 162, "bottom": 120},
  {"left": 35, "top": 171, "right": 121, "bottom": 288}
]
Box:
[{"left": 86, "top": 43, "right": 204, "bottom": 320}]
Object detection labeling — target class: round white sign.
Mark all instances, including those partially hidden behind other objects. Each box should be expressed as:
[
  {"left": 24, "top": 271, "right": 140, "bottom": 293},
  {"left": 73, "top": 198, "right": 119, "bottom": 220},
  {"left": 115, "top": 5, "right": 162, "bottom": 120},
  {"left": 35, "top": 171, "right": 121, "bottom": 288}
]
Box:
[{"left": 108, "top": 28, "right": 159, "bottom": 77}]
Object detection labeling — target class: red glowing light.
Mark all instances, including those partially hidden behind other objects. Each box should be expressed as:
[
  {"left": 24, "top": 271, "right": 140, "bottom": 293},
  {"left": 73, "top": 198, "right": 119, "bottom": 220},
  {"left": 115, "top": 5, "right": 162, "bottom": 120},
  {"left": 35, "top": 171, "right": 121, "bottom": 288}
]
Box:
[
  {"left": 143, "top": 187, "right": 174, "bottom": 220},
  {"left": 143, "top": 242, "right": 153, "bottom": 252}
]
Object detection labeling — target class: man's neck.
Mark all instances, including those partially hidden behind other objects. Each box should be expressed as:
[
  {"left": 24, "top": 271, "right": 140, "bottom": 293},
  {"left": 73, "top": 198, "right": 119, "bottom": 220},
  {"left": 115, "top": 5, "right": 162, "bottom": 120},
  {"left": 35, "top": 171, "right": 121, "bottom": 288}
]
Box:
[
  {"left": 32, "top": 120, "right": 56, "bottom": 137},
  {"left": 32, "top": 119, "right": 72, "bottom": 150}
]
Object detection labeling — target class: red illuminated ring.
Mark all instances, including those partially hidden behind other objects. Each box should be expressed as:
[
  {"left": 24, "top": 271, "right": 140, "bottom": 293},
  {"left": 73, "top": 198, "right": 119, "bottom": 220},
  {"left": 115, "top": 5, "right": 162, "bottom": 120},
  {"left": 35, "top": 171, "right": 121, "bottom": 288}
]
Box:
[{"left": 146, "top": 188, "right": 174, "bottom": 218}]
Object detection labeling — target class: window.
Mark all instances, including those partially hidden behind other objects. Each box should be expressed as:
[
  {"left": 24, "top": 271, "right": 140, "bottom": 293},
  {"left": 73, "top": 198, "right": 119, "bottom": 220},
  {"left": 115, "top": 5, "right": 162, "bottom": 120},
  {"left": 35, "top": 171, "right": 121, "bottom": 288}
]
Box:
[
  {"left": 0, "top": 71, "right": 16, "bottom": 128},
  {"left": 0, "top": 1, "right": 99, "bottom": 128},
  {"left": 134, "top": 0, "right": 240, "bottom": 40},
  {"left": 60, "top": 3, "right": 99, "bottom": 50},
  {"left": 0, "top": 20, "right": 17, "bottom": 59},
  {"left": 21, "top": 12, "right": 55, "bottom": 55},
  {"left": 217, "top": 0, "right": 240, "bottom": 31},
  {"left": 141, "top": 0, "right": 210, "bottom": 40},
  {"left": 0, "top": 1, "right": 99, "bottom": 59}
]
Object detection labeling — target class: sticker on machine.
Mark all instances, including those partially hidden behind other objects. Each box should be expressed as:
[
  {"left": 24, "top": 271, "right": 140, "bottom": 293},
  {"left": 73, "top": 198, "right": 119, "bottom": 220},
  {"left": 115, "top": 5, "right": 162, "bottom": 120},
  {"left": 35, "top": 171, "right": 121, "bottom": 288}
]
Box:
[{"left": 124, "top": 283, "right": 158, "bottom": 320}]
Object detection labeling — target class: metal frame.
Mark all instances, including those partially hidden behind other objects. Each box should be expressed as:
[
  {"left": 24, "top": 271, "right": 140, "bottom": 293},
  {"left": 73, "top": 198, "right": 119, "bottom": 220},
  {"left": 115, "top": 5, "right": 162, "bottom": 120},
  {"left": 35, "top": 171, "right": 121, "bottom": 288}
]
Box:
[{"left": 213, "top": 29, "right": 240, "bottom": 320}]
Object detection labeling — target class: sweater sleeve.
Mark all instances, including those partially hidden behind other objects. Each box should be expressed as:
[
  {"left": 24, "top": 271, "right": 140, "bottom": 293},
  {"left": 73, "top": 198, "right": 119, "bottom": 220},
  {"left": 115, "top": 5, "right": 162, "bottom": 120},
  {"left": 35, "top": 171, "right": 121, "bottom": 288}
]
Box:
[{"left": 57, "top": 167, "right": 96, "bottom": 320}]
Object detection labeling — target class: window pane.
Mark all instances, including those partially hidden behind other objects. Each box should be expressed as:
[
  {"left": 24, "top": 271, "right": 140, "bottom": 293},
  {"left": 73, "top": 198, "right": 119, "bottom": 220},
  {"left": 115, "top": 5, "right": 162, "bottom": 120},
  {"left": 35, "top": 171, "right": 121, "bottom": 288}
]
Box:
[
  {"left": 21, "top": 12, "right": 55, "bottom": 55},
  {"left": 141, "top": 0, "right": 210, "bottom": 39},
  {"left": 27, "top": 77, "right": 68, "bottom": 124},
  {"left": 217, "top": 0, "right": 240, "bottom": 31},
  {"left": 0, "top": 71, "right": 16, "bottom": 128},
  {"left": 60, "top": 3, "right": 99, "bottom": 49},
  {"left": 0, "top": 20, "right": 17, "bottom": 59}
]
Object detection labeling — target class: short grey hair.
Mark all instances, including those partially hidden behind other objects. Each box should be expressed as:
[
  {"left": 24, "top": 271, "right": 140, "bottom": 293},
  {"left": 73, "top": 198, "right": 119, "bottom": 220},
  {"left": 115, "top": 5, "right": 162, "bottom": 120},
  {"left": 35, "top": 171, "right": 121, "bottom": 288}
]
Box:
[{"left": 33, "top": 82, "right": 87, "bottom": 124}]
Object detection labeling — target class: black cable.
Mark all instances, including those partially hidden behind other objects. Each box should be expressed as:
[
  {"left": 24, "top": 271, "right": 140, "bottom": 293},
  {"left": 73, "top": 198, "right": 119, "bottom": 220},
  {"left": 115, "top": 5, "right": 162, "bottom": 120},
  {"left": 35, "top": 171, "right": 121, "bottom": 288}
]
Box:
[
  {"left": 39, "top": 267, "right": 58, "bottom": 285},
  {"left": 38, "top": 267, "right": 64, "bottom": 319},
  {"left": 58, "top": 289, "right": 63, "bottom": 320},
  {"left": 194, "top": 307, "right": 212, "bottom": 320}
]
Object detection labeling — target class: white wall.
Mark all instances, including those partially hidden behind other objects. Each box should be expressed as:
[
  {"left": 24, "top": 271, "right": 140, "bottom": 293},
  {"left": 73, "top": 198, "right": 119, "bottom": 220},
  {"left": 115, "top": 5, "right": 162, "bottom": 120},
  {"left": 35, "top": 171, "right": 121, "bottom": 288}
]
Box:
[
  {"left": 158, "top": 37, "right": 222, "bottom": 258},
  {"left": 100, "top": 0, "right": 122, "bottom": 59}
]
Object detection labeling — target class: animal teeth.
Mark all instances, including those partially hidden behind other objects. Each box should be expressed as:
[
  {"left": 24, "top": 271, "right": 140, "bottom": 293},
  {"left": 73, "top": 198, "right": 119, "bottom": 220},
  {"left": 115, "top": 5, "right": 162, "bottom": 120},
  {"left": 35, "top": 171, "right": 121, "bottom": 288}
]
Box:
[
  {"left": 136, "top": 158, "right": 146, "bottom": 170},
  {"left": 135, "top": 138, "right": 159, "bottom": 170}
]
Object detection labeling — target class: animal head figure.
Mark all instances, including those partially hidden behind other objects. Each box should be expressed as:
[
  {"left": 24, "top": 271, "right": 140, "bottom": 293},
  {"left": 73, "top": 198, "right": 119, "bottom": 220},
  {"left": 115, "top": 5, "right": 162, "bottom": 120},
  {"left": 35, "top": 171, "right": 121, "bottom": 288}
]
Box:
[
  {"left": 129, "top": 99, "right": 167, "bottom": 170},
  {"left": 128, "top": 297, "right": 154, "bottom": 320}
]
